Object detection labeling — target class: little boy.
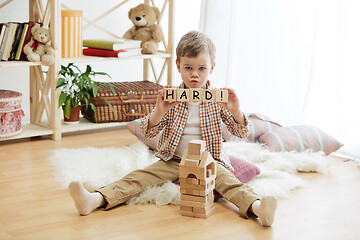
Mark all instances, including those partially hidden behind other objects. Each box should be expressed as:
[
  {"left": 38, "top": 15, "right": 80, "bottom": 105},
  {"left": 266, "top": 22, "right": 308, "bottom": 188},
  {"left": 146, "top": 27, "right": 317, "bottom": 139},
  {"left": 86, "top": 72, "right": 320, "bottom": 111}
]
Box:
[{"left": 69, "top": 31, "right": 277, "bottom": 227}]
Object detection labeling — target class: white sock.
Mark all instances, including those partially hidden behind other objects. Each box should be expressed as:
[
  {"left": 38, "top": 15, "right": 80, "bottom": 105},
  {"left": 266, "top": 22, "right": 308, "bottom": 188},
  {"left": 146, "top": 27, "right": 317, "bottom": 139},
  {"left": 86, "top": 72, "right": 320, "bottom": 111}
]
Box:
[
  {"left": 251, "top": 196, "right": 277, "bottom": 227},
  {"left": 68, "top": 181, "right": 104, "bottom": 216}
]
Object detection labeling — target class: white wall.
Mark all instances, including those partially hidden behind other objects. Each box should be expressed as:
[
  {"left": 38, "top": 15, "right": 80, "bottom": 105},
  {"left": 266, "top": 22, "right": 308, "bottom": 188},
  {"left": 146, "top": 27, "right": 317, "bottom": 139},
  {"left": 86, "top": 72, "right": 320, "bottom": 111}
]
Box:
[{"left": 0, "top": 0, "right": 201, "bottom": 122}]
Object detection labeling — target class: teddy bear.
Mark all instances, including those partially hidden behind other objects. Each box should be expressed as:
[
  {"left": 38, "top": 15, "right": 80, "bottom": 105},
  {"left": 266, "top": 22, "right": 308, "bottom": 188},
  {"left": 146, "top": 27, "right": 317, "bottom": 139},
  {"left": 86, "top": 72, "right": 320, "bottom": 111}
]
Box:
[
  {"left": 23, "top": 25, "right": 55, "bottom": 66},
  {"left": 123, "top": 3, "right": 164, "bottom": 54}
]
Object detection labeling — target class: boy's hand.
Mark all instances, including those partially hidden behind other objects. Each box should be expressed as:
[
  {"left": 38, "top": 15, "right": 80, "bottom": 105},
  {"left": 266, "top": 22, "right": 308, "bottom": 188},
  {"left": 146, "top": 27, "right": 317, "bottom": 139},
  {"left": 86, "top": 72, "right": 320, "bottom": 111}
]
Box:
[
  {"left": 155, "top": 85, "right": 180, "bottom": 115},
  {"left": 148, "top": 86, "right": 180, "bottom": 129},
  {"left": 218, "top": 88, "right": 245, "bottom": 124}
]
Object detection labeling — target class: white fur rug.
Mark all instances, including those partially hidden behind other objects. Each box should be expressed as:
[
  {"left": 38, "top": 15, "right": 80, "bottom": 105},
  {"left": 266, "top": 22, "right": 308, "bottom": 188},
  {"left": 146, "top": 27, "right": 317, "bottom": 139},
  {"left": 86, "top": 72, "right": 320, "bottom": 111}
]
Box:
[{"left": 47, "top": 141, "right": 331, "bottom": 206}]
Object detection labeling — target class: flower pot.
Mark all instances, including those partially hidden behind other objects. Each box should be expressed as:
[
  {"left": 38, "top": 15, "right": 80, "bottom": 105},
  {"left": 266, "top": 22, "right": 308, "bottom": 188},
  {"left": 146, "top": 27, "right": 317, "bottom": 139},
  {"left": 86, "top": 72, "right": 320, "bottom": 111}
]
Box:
[{"left": 62, "top": 106, "right": 81, "bottom": 125}]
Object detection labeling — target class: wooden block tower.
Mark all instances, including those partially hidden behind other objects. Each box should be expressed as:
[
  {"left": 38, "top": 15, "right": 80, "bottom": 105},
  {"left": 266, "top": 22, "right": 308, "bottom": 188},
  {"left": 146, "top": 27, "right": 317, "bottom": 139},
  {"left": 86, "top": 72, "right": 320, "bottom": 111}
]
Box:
[{"left": 179, "top": 140, "right": 216, "bottom": 218}]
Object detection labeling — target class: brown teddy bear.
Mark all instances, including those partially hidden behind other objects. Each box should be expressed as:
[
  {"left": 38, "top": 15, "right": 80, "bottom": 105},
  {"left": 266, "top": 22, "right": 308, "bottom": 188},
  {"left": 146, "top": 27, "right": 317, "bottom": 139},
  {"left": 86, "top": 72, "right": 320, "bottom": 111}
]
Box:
[
  {"left": 123, "top": 3, "right": 164, "bottom": 54},
  {"left": 23, "top": 25, "right": 55, "bottom": 66}
]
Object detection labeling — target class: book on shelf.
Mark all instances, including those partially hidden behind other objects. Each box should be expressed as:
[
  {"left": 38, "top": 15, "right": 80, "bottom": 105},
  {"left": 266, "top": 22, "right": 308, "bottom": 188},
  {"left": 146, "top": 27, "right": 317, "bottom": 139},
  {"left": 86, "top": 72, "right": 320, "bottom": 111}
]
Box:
[
  {"left": 9, "top": 22, "right": 24, "bottom": 61},
  {"left": 0, "top": 21, "right": 41, "bottom": 62},
  {"left": 83, "top": 47, "right": 142, "bottom": 58},
  {"left": 0, "top": 22, "right": 18, "bottom": 61},
  {"left": 0, "top": 24, "right": 7, "bottom": 50},
  {"left": 19, "top": 22, "right": 40, "bottom": 61},
  {"left": 83, "top": 38, "right": 142, "bottom": 51},
  {"left": 0, "top": 24, "right": 10, "bottom": 59},
  {"left": 14, "top": 23, "right": 29, "bottom": 60}
]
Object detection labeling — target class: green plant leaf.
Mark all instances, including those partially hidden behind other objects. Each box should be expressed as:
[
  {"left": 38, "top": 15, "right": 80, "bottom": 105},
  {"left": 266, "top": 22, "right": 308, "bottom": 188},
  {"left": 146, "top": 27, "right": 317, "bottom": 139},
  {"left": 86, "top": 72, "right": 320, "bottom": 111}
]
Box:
[
  {"left": 103, "top": 82, "right": 116, "bottom": 95},
  {"left": 83, "top": 98, "right": 89, "bottom": 110},
  {"left": 56, "top": 78, "right": 66, "bottom": 88},
  {"left": 92, "top": 83, "right": 98, "bottom": 97},
  {"left": 94, "top": 71, "right": 111, "bottom": 78},
  {"left": 58, "top": 92, "right": 68, "bottom": 108},
  {"left": 64, "top": 98, "right": 71, "bottom": 119},
  {"left": 89, "top": 103, "right": 97, "bottom": 118},
  {"left": 103, "top": 98, "right": 116, "bottom": 114},
  {"left": 86, "top": 65, "right": 92, "bottom": 75},
  {"left": 79, "top": 76, "right": 85, "bottom": 89}
]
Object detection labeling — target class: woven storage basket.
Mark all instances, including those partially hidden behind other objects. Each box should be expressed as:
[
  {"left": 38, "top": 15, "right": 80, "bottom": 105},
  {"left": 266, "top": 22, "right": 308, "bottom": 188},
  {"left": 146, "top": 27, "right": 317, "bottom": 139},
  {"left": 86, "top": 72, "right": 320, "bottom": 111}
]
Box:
[
  {"left": 82, "top": 81, "right": 163, "bottom": 123},
  {"left": 0, "top": 90, "right": 25, "bottom": 138}
]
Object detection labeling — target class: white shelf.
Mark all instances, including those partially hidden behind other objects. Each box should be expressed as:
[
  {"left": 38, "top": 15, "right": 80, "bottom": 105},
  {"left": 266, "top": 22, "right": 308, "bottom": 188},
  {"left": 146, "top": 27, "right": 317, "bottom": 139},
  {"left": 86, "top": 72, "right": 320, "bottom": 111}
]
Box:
[
  {"left": 0, "top": 123, "right": 53, "bottom": 142},
  {"left": 61, "top": 117, "right": 127, "bottom": 133},
  {"left": 0, "top": 52, "right": 171, "bottom": 69},
  {"left": 0, "top": 117, "right": 128, "bottom": 142},
  {"left": 62, "top": 52, "right": 171, "bottom": 64},
  {"left": 0, "top": 61, "right": 41, "bottom": 68}
]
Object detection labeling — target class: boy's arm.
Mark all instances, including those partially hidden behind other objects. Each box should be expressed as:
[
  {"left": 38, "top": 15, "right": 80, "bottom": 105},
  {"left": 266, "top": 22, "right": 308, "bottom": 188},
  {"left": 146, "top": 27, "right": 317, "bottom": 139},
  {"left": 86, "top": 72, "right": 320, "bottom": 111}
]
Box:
[
  {"left": 218, "top": 88, "right": 252, "bottom": 138},
  {"left": 140, "top": 108, "right": 167, "bottom": 138},
  {"left": 140, "top": 87, "right": 180, "bottom": 138},
  {"left": 221, "top": 107, "right": 252, "bottom": 138}
]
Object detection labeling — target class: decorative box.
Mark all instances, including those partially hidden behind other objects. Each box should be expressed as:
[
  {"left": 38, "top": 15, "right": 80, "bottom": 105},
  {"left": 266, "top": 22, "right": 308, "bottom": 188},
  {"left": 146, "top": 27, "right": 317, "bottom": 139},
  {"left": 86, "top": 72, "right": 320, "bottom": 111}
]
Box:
[
  {"left": 0, "top": 90, "right": 25, "bottom": 138},
  {"left": 82, "top": 81, "right": 162, "bottom": 123}
]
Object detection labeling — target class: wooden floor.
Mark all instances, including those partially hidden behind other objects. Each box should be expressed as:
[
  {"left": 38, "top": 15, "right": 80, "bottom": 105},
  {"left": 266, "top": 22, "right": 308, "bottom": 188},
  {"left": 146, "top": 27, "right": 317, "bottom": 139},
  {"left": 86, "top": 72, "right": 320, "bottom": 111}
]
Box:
[{"left": 0, "top": 128, "right": 359, "bottom": 240}]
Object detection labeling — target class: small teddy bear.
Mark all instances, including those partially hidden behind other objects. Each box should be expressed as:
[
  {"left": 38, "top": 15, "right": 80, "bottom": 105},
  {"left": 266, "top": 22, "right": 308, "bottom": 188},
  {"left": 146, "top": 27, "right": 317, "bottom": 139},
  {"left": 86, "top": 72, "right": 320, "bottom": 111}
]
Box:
[
  {"left": 23, "top": 25, "right": 55, "bottom": 66},
  {"left": 123, "top": 3, "right": 164, "bottom": 54}
]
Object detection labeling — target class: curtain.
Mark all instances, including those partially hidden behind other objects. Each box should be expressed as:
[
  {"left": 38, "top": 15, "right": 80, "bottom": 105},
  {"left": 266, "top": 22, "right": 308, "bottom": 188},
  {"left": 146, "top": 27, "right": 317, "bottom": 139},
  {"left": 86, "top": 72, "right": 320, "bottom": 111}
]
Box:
[{"left": 200, "top": 0, "right": 360, "bottom": 160}]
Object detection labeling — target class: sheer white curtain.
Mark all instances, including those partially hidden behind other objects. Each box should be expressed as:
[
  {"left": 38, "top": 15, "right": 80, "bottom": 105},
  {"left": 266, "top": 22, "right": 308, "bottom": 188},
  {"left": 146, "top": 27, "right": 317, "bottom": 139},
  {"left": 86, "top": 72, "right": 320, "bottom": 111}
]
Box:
[{"left": 200, "top": 0, "right": 360, "bottom": 160}]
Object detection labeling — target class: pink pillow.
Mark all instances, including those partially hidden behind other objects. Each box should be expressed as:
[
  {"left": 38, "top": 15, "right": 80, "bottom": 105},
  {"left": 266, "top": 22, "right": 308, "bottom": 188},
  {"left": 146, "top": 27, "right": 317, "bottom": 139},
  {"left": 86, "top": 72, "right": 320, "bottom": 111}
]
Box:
[{"left": 229, "top": 155, "right": 260, "bottom": 183}]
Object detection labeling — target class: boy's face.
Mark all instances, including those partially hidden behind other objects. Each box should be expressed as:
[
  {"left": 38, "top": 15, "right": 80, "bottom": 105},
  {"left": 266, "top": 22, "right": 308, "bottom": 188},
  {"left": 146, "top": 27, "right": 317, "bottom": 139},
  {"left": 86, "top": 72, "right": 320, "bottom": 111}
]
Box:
[{"left": 176, "top": 52, "right": 215, "bottom": 89}]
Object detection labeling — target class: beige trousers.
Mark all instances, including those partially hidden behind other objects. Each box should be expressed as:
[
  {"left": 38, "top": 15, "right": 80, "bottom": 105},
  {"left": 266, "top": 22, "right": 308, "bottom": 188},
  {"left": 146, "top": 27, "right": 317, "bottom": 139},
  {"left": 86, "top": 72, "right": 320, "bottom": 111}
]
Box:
[{"left": 96, "top": 159, "right": 259, "bottom": 218}]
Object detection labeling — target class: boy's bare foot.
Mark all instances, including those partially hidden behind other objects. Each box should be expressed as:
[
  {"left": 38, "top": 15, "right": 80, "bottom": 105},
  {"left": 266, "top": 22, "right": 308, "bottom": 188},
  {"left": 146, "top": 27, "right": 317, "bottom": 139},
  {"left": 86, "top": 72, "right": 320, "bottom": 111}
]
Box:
[
  {"left": 68, "top": 181, "right": 104, "bottom": 216},
  {"left": 251, "top": 196, "right": 277, "bottom": 227}
]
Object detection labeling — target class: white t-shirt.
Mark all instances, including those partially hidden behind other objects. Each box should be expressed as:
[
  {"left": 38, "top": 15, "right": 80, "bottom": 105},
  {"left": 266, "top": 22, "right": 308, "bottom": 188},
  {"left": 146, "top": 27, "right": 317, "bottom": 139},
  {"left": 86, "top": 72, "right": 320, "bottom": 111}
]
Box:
[{"left": 174, "top": 101, "right": 203, "bottom": 157}]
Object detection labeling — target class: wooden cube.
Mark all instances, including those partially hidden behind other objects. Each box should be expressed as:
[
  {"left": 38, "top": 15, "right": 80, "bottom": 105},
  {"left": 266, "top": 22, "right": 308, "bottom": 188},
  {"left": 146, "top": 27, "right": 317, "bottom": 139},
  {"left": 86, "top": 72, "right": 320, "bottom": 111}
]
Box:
[
  {"left": 216, "top": 89, "right": 228, "bottom": 102},
  {"left": 203, "top": 90, "right": 216, "bottom": 102},
  {"left": 188, "top": 140, "right": 206, "bottom": 160},
  {"left": 186, "top": 177, "right": 199, "bottom": 185},
  {"left": 181, "top": 194, "right": 207, "bottom": 203},
  {"left": 177, "top": 89, "right": 190, "bottom": 101},
  {"left": 164, "top": 88, "right": 177, "bottom": 101},
  {"left": 184, "top": 159, "right": 200, "bottom": 167},
  {"left": 180, "top": 205, "right": 193, "bottom": 212},
  {"left": 190, "top": 89, "right": 204, "bottom": 102}
]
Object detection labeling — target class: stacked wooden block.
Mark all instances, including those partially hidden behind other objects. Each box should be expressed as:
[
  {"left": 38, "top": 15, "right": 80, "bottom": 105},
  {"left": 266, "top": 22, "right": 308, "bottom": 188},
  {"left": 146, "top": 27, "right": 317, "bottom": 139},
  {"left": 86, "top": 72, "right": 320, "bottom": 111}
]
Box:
[
  {"left": 164, "top": 88, "right": 228, "bottom": 102},
  {"left": 179, "top": 140, "right": 216, "bottom": 219}
]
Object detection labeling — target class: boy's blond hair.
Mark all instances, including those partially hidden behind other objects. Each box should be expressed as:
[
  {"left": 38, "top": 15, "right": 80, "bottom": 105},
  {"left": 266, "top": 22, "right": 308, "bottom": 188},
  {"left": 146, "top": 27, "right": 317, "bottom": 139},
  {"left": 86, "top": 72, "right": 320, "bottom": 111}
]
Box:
[{"left": 176, "top": 31, "right": 216, "bottom": 64}]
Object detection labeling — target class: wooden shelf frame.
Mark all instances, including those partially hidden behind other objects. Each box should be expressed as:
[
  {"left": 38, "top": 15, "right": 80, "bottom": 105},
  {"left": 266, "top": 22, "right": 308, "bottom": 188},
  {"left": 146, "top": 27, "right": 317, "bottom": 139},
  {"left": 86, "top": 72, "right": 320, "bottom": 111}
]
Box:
[{"left": 0, "top": 0, "right": 174, "bottom": 142}]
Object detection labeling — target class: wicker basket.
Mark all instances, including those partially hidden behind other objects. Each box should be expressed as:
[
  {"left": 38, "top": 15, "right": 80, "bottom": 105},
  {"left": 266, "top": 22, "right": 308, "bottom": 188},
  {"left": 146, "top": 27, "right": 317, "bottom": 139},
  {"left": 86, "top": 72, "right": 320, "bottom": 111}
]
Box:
[{"left": 82, "top": 81, "right": 163, "bottom": 123}]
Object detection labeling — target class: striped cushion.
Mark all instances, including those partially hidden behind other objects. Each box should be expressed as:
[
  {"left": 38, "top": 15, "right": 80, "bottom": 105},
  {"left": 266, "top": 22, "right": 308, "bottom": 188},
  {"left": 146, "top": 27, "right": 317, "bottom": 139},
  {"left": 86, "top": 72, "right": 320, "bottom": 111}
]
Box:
[
  {"left": 222, "top": 113, "right": 282, "bottom": 142},
  {"left": 258, "top": 125, "right": 343, "bottom": 155}
]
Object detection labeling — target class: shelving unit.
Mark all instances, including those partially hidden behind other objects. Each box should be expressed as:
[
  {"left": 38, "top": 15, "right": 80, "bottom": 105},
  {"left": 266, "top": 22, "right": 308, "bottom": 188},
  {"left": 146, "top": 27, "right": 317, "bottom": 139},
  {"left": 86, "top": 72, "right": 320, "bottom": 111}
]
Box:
[{"left": 0, "top": 0, "right": 174, "bottom": 142}]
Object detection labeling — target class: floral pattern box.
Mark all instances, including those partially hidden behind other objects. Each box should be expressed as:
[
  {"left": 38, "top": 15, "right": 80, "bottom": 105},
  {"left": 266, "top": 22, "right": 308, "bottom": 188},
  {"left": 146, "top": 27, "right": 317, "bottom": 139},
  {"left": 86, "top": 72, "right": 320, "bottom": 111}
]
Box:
[{"left": 0, "top": 90, "right": 25, "bottom": 138}]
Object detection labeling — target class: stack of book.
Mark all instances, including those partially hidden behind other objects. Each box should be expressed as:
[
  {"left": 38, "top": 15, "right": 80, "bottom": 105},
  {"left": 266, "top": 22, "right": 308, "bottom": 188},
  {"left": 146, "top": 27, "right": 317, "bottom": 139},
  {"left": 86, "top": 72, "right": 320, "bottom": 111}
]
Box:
[
  {"left": 83, "top": 39, "right": 142, "bottom": 58},
  {"left": 0, "top": 22, "right": 41, "bottom": 61}
]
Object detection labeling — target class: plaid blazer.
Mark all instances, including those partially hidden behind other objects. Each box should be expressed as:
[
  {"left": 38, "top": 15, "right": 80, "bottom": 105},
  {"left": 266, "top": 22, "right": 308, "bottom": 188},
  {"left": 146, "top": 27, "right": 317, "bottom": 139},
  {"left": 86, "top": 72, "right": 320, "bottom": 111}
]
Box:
[{"left": 140, "top": 84, "right": 252, "bottom": 171}]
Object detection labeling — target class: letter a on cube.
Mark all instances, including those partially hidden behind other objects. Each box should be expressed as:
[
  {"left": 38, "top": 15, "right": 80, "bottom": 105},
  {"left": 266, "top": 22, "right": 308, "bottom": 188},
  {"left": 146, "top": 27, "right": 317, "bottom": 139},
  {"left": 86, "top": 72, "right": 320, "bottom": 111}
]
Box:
[{"left": 177, "top": 89, "right": 190, "bottom": 102}]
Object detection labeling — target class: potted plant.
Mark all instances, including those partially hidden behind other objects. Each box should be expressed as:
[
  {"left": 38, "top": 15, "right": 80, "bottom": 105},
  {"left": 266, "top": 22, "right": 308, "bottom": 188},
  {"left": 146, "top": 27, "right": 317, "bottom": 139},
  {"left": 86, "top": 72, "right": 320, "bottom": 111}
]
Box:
[{"left": 56, "top": 63, "right": 115, "bottom": 124}]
